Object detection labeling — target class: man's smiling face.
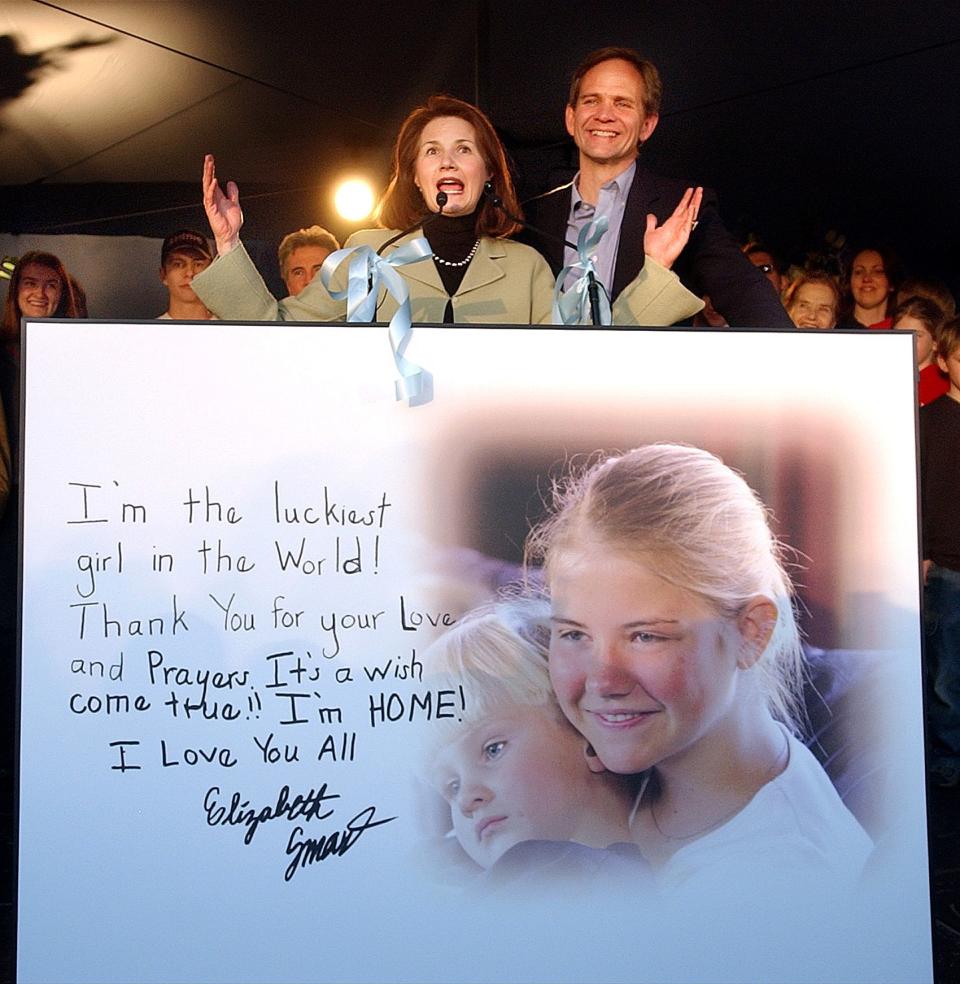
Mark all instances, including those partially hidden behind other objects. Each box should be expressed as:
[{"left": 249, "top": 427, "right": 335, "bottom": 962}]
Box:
[{"left": 565, "top": 58, "right": 659, "bottom": 169}]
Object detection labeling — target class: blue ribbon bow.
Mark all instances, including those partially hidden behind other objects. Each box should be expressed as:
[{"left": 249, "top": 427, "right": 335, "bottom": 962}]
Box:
[
  {"left": 320, "top": 238, "right": 434, "bottom": 403},
  {"left": 552, "top": 217, "right": 613, "bottom": 326}
]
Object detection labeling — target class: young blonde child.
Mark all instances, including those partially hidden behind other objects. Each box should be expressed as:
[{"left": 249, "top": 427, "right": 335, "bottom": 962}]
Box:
[{"left": 421, "top": 601, "right": 639, "bottom": 873}]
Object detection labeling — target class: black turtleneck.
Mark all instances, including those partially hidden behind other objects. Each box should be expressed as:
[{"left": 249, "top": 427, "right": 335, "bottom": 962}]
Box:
[{"left": 424, "top": 212, "right": 479, "bottom": 321}]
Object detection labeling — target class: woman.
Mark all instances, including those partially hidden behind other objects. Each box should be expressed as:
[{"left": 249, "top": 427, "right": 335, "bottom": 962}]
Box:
[
  {"left": 1, "top": 251, "right": 82, "bottom": 497},
  {"left": 1, "top": 250, "right": 80, "bottom": 341},
  {"left": 844, "top": 246, "right": 897, "bottom": 328},
  {"left": 783, "top": 270, "right": 840, "bottom": 329},
  {"left": 194, "top": 95, "right": 703, "bottom": 326},
  {"left": 1, "top": 252, "right": 82, "bottom": 679},
  {"left": 525, "top": 444, "right": 872, "bottom": 891}
]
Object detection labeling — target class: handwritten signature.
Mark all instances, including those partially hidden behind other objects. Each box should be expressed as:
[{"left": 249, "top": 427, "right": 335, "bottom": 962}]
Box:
[
  {"left": 203, "top": 783, "right": 340, "bottom": 845},
  {"left": 202, "top": 784, "right": 396, "bottom": 880},
  {"left": 284, "top": 806, "right": 396, "bottom": 882}
]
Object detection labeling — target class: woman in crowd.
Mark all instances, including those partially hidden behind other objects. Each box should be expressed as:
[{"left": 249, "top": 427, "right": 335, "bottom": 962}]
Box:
[
  {"left": 1, "top": 250, "right": 80, "bottom": 340},
  {"left": 1, "top": 251, "right": 83, "bottom": 683},
  {"left": 1, "top": 251, "right": 82, "bottom": 493},
  {"left": 843, "top": 246, "right": 897, "bottom": 328},
  {"left": 784, "top": 270, "right": 840, "bottom": 329},
  {"left": 194, "top": 95, "right": 704, "bottom": 326},
  {"left": 525, "top": 443, "right": 872, "bottom": 892}
]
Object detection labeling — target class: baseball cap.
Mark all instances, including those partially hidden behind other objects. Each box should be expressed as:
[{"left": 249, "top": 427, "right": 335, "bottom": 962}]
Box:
[{"left": 161, "top": 230, "right": 213, "bottom": 265}]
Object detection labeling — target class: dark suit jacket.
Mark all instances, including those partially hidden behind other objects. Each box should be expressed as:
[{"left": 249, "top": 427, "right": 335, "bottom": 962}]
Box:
[{"left": 522, "top": 165, "right": 793, "bottom": 329}]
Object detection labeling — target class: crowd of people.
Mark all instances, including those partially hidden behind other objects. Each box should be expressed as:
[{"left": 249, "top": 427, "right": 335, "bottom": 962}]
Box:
[{"left": 1, "top": 46, "right": 958, "bottom": 898}]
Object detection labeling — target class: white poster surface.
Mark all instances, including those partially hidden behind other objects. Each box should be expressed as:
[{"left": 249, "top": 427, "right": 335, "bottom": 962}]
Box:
[{"left": 18, "top": 321, "right": 931, "bottom": 983}]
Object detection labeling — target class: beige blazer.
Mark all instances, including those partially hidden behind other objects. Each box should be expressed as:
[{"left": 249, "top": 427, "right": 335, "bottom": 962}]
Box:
[{"left": 193, "top": 228, "right": 703, "bottom": 326}]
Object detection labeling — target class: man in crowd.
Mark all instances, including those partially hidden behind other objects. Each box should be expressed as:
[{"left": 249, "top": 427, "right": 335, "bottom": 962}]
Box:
[
  {"left": 158, "top": 229, "right": 216, "bottom": 320},
  {"left": 523, "top": 47, "right": 792, "bottom": 328},
  {"left": 278, "top": 226, "right": 340, "bottom": 297}
]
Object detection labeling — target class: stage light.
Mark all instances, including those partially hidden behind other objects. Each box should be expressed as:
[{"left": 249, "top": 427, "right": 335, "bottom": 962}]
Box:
[{"left": 334, "top": 179, "right": 375, "bottom": 222}]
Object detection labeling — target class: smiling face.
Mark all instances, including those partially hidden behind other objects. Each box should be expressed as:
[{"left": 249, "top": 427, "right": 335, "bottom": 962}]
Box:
[
  {"left": 413, "top": 116, "right": 491, "bottom": 216},
  {"left": 788, "top": 281, "right": 838, "bottom": 329},
  {"left": 17, "top": 262, "right": 63, "bottom": 318},
  {"left": 850, "top": 250, "right": 891, "bottom": 314},
  {"left": 565, "top": 58, "right": 659, "bottom": 170},
  {"left": 430, "top": 704, "right": 594, "bottom": 868},
  {"left": 548, "top": 543, "right": 751, "bottom": 776},
  {"left": 283, "top": 244, "right": 332, "bottom": 296}
]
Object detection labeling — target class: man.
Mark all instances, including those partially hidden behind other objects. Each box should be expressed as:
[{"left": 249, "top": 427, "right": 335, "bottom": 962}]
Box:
[
  {"left": 523, "top": 47, "right": 792, "bottom": 329},
  {"left": 278, "top": 226, "right": 340, "bottom": 296},
  {"left": 158, "top": 229, "right": 216, "bottom": 320}
]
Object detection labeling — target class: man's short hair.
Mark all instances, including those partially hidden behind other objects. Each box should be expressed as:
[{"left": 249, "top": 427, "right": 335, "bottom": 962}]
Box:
[
  {"left": 161, "top": 229, "right": 212, "bottom": 267},
  {"left": 277, "top": 226, "right": 340, "bottom": 278},
  {"left": 568, "top": 46, "right": 662, "bottom": 116},
  {"left": 937, "top": 316, "right": 960, "bottom": 361}
]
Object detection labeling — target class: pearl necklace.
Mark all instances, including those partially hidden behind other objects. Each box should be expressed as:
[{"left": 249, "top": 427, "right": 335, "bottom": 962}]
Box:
[{"left": 434, "top": 240, "right": 480, "bottom": 268}]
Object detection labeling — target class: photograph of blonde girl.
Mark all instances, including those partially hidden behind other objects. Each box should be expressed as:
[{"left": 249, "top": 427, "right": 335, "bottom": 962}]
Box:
[{"left": 525, "top": 443, "right": 873, "bottom": 893}]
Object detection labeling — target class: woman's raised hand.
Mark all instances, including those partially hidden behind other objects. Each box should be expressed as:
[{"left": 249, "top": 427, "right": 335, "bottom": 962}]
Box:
[
  {"left": 202, "top": 154, "right": 243, "bottom": 255},
  {"left": 643, "top": 186, "right": 703, "bottom": 270}
]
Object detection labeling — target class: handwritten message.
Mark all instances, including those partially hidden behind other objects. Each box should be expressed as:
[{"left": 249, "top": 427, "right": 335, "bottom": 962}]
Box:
[{"left": 59, "top": 477, "right": 459, "bottom": 880}]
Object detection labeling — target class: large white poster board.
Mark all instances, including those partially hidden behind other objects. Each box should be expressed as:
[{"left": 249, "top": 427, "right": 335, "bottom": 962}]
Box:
[{"left": 18, "top": 321, "right": 932, "bottom": 983}]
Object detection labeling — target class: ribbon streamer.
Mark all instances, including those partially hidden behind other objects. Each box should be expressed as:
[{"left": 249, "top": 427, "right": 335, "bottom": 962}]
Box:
[
  {"left": 320, "top": 238, "right": 434, "bottom": 402},
  {"left": 552, "top": 217, "right": 613, "bottom": 326}
]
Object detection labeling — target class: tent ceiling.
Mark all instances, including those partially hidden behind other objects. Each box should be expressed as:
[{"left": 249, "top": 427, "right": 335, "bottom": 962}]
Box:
[{"left": 2, "top": 1, "right": 959, "bottom": 276}]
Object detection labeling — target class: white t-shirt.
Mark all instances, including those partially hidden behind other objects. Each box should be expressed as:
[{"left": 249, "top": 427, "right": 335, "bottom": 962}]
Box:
[{"left": 650, "top": 729, "right": 873, "bottom": 896}]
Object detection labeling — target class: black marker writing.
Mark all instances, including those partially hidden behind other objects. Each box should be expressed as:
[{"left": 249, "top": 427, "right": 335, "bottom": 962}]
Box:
[
  {"left": 284, "top": 807, "right": 396, "bottom": 882},
  {"left": 203, "top": 783, "right": 339, "bottom": 845}
]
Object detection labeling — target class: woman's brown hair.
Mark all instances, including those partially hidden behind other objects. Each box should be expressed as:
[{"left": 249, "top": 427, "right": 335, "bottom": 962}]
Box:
[
  {"left": 2, "top": 251, "right": 81, "bottom": 345},
  {"left": 377, "top": 95, "right": 522, "bottom": 238}
]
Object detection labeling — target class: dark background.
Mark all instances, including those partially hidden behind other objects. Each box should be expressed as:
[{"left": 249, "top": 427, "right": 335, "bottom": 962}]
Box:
[{"left": 2, "top": 0, "right": 959, "bottom": 289}]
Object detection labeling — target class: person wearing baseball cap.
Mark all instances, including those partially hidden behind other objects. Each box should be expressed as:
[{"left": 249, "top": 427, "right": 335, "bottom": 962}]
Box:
[{"left": 158, "top": 229, "right": 217, "bottom": 320}]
